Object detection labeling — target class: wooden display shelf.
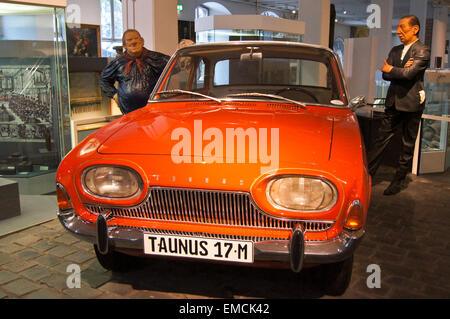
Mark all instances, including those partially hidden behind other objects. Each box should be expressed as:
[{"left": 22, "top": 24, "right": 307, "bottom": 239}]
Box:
[
  {"left": 70, "top": 97, "right": 103, "bottom": 106},
  {"left": 68, "top": 56, "right": 109, "bottom": 73}
]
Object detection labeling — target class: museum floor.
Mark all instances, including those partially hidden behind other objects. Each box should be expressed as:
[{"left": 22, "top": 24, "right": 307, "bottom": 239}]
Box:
[
  {"left": 0, "top": 195, "right": 56, "bottom": 237},
  {"left": 0, "top": 165, "right": 449, "bottom": 299}
]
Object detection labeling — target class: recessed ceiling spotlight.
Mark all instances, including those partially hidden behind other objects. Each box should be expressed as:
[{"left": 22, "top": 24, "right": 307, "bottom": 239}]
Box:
[
  {"left": 335, "top": 18, "right": 338, "bottom": 23},
  {"left": 343, "top": 10, "right": 347, "bottom": 14},
  {"left": 292, "top": 10, "right": 296, "bottom": 14}
]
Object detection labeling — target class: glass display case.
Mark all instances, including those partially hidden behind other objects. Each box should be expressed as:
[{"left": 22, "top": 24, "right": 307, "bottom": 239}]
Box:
[
  {"left": 194, "top": 15, "right": 304, "bottom": 45},
  {"left": 417, "top": 69, "right": 450, "bottom": 174},
  {"left": 0, "top": 3, "right": 71, "bottom": 194},
  {"left": 196, "top": 29, "right": 302, "bottom": 44},
  {"left": 422, "top": 69, "right": 450, "bottom": 118}
]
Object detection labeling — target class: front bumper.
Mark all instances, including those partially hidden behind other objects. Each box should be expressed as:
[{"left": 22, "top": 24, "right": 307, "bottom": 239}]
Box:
[{"left": 58, "top": 210, "right": 364, "bottom": 265}]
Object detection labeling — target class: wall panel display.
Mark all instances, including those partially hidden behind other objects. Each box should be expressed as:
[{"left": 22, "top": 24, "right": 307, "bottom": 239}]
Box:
[
  {"left": 66, "top": 24, "right": 101, "bottom": 57},
  {"left": 0, "top": 60, "right": 52, "bottom": 141},
  {"left": 0, "top": 3, "right": 71, "bottom": 189},
  {"left": 0, "top": 57, "right": 60, "bottom": 176}
]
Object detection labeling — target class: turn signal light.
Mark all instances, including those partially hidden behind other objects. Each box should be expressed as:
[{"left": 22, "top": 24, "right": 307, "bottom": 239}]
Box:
[
  {"left": 57, "top": 183, "right": 72, "bottom": 211},
  {"left": 344, "top": 200, "right": 364, "bottom": 231}
]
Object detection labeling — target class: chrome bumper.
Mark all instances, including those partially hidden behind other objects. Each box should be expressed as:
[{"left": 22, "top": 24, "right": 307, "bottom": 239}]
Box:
[{"left": 58, "top": 210, "right": 364, "bottom": 265}]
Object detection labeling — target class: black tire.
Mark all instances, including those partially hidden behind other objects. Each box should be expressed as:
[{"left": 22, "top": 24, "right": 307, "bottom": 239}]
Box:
[
  {"left": 318, "top": 255, "right": 354, "bottom": 296},
  {"left": 93, "top": 244, "right": 133, "bottom": 272}
]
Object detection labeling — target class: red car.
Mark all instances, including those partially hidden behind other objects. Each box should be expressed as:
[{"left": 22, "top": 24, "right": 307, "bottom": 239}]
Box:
[{"left": 57, "top": 41, "right": 371, "bottom": 295}]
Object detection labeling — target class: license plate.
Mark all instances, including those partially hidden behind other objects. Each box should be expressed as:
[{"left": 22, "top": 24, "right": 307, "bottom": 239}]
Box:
[{"left": 143, "top": 234, "right": 254, "bottom": 263}]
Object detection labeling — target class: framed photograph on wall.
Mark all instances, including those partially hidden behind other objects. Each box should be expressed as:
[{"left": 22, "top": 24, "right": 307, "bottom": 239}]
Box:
[{"left": 66, "top": 24, "right": 100, "bottom": 57}]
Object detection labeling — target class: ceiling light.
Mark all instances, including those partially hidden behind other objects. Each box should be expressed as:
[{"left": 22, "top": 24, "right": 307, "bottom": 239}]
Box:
[{"left": 343, "top": 10, "right": 347, "bottom": 14}]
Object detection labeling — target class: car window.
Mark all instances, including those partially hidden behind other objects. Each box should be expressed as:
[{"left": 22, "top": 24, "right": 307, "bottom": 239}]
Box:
[
  {"left": 157, "top": 44, "right": 346, "bottom": 106},
  {"left": 194, "top": 60, "right": 205, "bottom": 90},
  {"left": 165, "top": 56, "right": 193, "bottom": 90},
  {"left": 214, "top": 58, "right": 330, "bottom": 88},
  {"left": 165, "top": 57, "right": 205, "bottom": 91}
]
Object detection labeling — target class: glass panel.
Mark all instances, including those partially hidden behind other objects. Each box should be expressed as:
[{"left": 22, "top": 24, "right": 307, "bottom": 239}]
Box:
[
  {"left": 214, "top": 60, "right": 229, "bottom": 86},
  {"left": 54, "top": 8, "right": 71, "bottom": 158},
  {"left": 196, "top": 29, "right": 302, "bottom": 44},
  {"left": 194, "top": 60, "right": 205, "bottom": 90},
  {"left": 165, "top": 58, "right": 205, "bottom": 91},
  {"left": 421, "top": 119, "right": 447, "bottom": 152},
  {"left": 101, "top": 0, "right": 112, "bottom": 39},
  {"left": 101, "top": 40, "right": 122, "bottom": 57},
  {"left": 419, "top": 69, "right": 450, "bottom": 174},
  {"left": 0, "top": 3, "right": 70, "bottom": 194},
  {"left": 195, "top": 6, "right": 209, "bottom": 19},
  {"left": 214, "top": 58, "right": 330, "bottom": 88},
  {"left": 113, "top": 0, "right": 123, "bottom": 39},
  {"left": 374, "top": 70, "right": 389, "bottom": 108},
  {"left": 196, "top": 30, "right": 210, "bottom": 44},
  {"left": 423, "top": 70, "right": 450, "bottom": 117}
]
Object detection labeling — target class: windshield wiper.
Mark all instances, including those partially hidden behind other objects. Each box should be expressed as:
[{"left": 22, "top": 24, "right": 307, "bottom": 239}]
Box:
[
  {"left": 155, "top": 89, "right": 222, "bottom": 104},
  {"left": 226, "top": 93, "right": 306, "bottom": 109}
]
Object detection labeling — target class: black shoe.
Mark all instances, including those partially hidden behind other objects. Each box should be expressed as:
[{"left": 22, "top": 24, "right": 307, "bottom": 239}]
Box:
[
  {"left": 393, "top": 170, "right": 407, "bottom": 181},
  {"left": 383, "top": 179, "right": 403, "bottom": 195}
]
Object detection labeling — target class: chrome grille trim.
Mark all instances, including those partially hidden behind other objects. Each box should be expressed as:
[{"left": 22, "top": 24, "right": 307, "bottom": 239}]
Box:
[
  {"left": 114, "top": 226, "right": 287, "bottom": 242},
  {"left": 85, "top": 187, "right": 334, "bottom": 232}
]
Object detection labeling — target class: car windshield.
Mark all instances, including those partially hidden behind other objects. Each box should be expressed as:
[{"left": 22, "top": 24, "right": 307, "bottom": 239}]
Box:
[{"left": 152, "top": 43, "right": 347, "bottom": 106}]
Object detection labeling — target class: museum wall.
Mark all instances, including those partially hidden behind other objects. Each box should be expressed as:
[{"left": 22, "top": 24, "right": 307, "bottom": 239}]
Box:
[
  {"left": 122, "top": 0, "right": 178, "bottom": 55},
  {"left": 66, "top": 0, "right": 101, "bottom": 25},
  {"left": 334, "top": 23, "right": 351, "bottom": 40}
]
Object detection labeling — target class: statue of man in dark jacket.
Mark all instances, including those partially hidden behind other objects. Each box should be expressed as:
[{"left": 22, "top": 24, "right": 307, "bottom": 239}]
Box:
[
  {"left": 100, "top": 29, "right": 170, "bottom": 114},
  {"left": 368, "top": 15, "right": 430, "bottom": 195}
]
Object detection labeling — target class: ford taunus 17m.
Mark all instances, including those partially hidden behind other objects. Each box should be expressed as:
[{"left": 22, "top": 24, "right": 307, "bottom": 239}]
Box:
[{"left": 57, "top": 42, "right": 371, "bottom": 296}]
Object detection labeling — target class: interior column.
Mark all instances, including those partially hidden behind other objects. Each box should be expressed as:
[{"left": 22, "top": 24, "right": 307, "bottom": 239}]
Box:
[
  {"left": 122, "top": 0, "right": 178, "bottom": 56},
  {"left": 298, "top": 0, "right": 330, "bottom": 46}
]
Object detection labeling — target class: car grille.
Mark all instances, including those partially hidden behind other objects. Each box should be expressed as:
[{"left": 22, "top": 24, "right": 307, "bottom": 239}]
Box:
[
  {"left": 85, "top": 187, "right": 333, "bottom": 232},
  {"left": 115, "top": 226, "right": 287, "bottom": 242}
]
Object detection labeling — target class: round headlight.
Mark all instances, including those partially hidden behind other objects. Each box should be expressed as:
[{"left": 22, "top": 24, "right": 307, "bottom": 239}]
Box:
[
  {"left": 83, "top": 166, "right": 142, "bottom": 198},
  {"left": 267, "top": 176, "right": 337, "bottom": 211}
]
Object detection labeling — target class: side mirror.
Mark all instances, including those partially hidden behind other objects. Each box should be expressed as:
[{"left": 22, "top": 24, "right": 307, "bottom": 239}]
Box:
[{"left": 349, "top": 95, "right": 366, "bottom": 111}]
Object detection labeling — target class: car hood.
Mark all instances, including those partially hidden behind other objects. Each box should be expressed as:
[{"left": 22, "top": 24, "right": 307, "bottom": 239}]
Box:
[{"left": 97, "top": 104, "right": 334, "bottom": 166}]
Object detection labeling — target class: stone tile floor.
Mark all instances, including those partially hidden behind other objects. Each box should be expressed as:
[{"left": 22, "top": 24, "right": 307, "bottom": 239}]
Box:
[{"left": 0, "top": 167, "right": 449, "bottom": 299}]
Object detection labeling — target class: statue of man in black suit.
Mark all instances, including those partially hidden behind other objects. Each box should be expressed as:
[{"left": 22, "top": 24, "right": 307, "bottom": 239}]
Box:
[{"left": 368, "top": 15, "right": 431, "bottom": 195}]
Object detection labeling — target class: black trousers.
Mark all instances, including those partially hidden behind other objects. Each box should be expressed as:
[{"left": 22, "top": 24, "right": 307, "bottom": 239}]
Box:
[{"left": 368, "top": 107, "right": 423, "bottom": 178}]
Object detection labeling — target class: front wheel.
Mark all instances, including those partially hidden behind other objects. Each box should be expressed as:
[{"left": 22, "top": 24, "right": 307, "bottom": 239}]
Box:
[{"left": 317, "top": 255, "right": 354, "bottom": 296}]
